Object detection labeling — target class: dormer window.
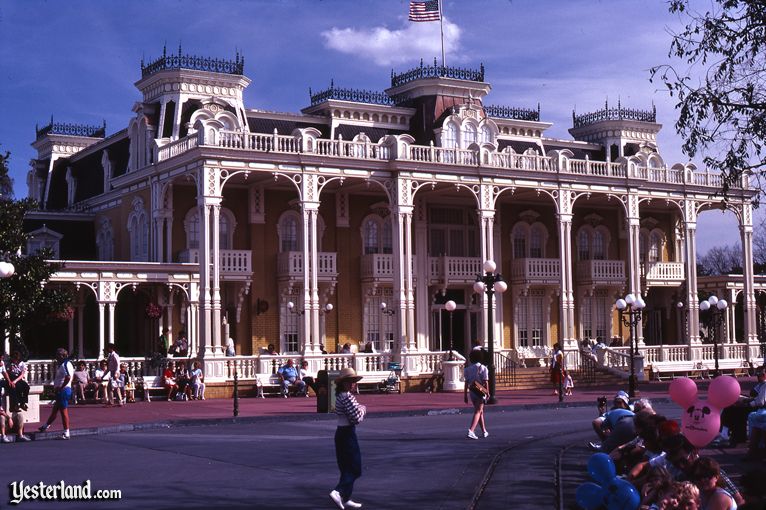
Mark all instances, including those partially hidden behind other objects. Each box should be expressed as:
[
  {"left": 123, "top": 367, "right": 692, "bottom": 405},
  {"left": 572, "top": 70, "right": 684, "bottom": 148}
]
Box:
[
  {"left": 462, "top": 123, "right": 477, "bottom": 147},
  {"left": 443, "top": 123, "right": 457, "bottom": 149},
  {"left": 26, "top": 226, "right": 63, "bottom": 258}
]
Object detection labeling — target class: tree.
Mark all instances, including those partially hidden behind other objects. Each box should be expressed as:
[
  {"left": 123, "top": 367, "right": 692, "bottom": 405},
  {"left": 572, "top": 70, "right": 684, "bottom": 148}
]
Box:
[
  {"left": 0, "top": 148, "right": 70, "bottom": 359},
  {"left": 697, "top": 243, "right": 743, "bottom": 275},
  {"left": 651, "top": 0, "right": 766, "bottom": 200}
]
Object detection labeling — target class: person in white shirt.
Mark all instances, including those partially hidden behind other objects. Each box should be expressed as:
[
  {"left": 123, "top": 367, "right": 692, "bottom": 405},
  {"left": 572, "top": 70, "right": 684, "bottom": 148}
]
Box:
[
  {"left": 190, "top": 361, "right": 205, "bottom": 400},
  {"left": 38, "top": 348, "right": 74, "bottom": 440},
  {"left": 106, "top": 343, "right": 122, "bottom": 406},
  {"left": 299, "top": 360, "right": 317, "bottom": 397},
  {"left": 225, "top": 337, "right": 235, "bottom": 357},
  {"left": 93, "top": 360, "right": 109, "bottom": 403}
]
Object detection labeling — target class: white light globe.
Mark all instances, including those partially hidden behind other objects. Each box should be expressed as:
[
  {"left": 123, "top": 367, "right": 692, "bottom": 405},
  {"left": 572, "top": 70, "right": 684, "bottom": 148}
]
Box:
[
  {"left": 616, "top": 299, "right": 627, "bottom": 310},
  {"left": 677, "top": 302, "right": 684, "bottom": 309},
  {"left": 0, "top": 261, "right": 14, "bottom": 279},
  {"left": 708, "top": 295, "right": 719, "bottom": 306},
  {"left": 380, "top": 302, "right": 387, "bottom": 310},
  {"left": 325, "top": 303, "right": 334, "bottom": 312},
  {"left": 635, "top": 297, "right": 646, "bottom": 309},
  {"left": 473, "top": 281, "right": 486, "bottom": 294},
  {"left": 717, "top": 299, "right": 728, "bottom": 310},
  {"left": 287, "top": 301, "right": 295, "bottom": 310},
  {"left": 445, "top": 300, "right": 457, "bottom": 312},
  {"left": 625, "top": 294, "right": 636, "bottom": 305},
  {"left": 494, "top": 280, "right": 508, "bottom": 294},
  {"left": 700, "top": 300, "right": 711, "bottom": 311},
  {"left": 483, "top": 260, "right": 496, "bottom": 273}
]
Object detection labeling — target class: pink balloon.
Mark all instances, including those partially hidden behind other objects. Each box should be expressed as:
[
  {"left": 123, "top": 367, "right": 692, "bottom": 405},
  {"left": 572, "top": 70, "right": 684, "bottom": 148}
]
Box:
[
  {"left": 681, "top": 399, "right": 721, "bottom": 447},
  {"left": 669, "top": 377, "right": 697, "bottom": 407},
  {"left": 708, "top": 375, "right": 741, "bottom": 409}
]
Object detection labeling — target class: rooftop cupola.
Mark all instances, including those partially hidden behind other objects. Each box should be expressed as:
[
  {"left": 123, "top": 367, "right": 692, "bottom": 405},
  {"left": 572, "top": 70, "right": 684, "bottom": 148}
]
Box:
[
  {"left": 568, "top": 100, "right": 661, "bottom": 162},
  {"left": 385, "top": 59, "right": 491, "bottom": 144},
  {"left": 133, "top": 45, "right": 251, "bottom": 143}
]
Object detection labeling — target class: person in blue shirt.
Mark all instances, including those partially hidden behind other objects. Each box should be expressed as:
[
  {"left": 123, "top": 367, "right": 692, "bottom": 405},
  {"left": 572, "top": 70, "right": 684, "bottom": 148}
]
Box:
[
  {"left": 590, "top": 391, "right": 636, "bottom": 453},
  {"left": 278, "top": 359, "right": 306, "bottom": 398}
]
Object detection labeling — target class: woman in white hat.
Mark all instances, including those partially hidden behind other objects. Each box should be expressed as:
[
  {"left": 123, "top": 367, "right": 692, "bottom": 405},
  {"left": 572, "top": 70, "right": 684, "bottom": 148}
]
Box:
[{"left": 329, "top": 367, "right": 366, "bottom": 510}]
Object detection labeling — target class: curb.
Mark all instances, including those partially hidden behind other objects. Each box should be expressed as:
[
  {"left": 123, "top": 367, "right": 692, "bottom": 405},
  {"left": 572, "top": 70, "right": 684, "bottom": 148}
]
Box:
[{"left": 25, "top": 396, "right": 673, "bottom": 442}]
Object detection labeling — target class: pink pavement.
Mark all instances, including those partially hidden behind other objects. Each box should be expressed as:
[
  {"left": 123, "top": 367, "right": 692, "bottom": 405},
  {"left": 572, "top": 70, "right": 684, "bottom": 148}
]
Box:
[{"left": 31, "top": 381, "right": 695, "bottom": 434}]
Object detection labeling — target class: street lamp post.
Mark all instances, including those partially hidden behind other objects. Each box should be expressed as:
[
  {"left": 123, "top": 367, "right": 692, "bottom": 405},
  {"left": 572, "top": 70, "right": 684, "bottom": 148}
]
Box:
[
  {"left": 0, "top": 257, "right": 15, "bottom": 355},
  {"left": 473, "top": 260, "right": 507, "bottom": 405},
  {"left": 700, "top": 295, "right": 728, "bottom": 377},
  {"left": 615, "top": 293, "right": 646, "bottom": 399},
  {"left": 445, "top": 300, "right": 456, "bottom": 361}
]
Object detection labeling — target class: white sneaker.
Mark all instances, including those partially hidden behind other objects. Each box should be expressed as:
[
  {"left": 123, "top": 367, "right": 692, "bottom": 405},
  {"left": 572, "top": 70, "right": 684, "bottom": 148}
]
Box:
[
  {"left": 61, "top": 432, "right": 70, "bottom": 440},
  {"left": 329, "top": 490, "right": 345, "bottom": 509},
  {"left": 467, "top": 430, "right": 478, "bottom": 440},
  {"left": 17, "top": 435, "right": 31, "bottom": 442},
  {"left": 1, "top": 435, "right": 11, "bottom": 443},
  {"left": 344, "top": 500, "right": 362, "bottom": 509},
  {"left": 483, "top": 430, "right": 489, "bottom": 438}
]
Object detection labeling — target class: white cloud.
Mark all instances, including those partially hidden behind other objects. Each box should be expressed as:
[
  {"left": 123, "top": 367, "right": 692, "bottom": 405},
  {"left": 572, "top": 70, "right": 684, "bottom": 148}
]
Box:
[{"left": 321, "top": 18, "right": 461, "bottom": 67}]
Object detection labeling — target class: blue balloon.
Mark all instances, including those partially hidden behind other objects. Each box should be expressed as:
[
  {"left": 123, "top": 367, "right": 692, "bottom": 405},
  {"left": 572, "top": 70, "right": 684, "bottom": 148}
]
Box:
[
  {"left": 587, "top": 453, "right": 616, "bottom": 486},
  {"left": 576, "top": 482, "right": 605, "bottom": 510},
  {"left": 605, "top": 478, "right": 640, "bottom": 510}
]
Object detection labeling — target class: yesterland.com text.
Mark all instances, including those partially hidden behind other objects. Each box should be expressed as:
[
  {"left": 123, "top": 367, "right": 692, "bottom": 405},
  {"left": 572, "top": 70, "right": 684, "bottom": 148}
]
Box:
[{"left": 8, "top": 480, "right": 121, "bottom": 505}]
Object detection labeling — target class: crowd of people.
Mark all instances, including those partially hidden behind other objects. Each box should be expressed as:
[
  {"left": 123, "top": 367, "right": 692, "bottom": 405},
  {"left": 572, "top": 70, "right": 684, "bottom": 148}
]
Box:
[
  {"left": 588, "top": 376, "right": 766, "bottom": 510},
  {"left": 162, "top": 360, "right": 206, "bottom": 401}
]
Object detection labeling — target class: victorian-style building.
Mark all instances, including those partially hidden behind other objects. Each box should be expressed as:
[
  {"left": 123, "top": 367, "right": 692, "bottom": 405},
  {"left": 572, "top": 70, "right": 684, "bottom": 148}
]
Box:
[{"left": 22, "top": 49, "right": 761, "bottom": 389}]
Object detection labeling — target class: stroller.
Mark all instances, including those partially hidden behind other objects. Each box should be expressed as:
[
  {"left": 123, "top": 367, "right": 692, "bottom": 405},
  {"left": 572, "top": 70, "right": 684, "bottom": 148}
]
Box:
[{"left": 380, "top": 362, "right": 402, "bottom": 394}]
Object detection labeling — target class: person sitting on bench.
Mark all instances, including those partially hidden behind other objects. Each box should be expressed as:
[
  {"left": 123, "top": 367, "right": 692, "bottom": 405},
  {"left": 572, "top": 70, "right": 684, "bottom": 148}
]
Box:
[{"left": 278, "top": 359, "right": 305, "bottom": 398}]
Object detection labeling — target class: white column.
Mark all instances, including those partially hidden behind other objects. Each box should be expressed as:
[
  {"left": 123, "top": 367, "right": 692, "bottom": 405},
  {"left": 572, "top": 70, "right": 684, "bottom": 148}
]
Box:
[
  {"left": 740, "top": 203, "right": 758, "bottom": 348},
  {"left": 301, "top": 206, "right": 312, "bottom": 353},
  {"left": 478, "top": 203, "right": 497, "bottom": 349},
  {"left": 165, "top": 215, "right": 173, "bottom": 263},
  {"left": 199, "top": 202, "right": 212, "bottom": 355},
  {"left": 685, "top": 223, "right": 701, "bottom": 344},
  {"left": 107, "top": 303, "right": 115, "bottom": 346},
  {"left": 625, "top": 194, "right": 645, "bottom": 345},
  {"left": 414, "top": 204, "right": 430, "bottom": 351},
  {"left": 310, "top": 208, "right": 321, "bottom": 353},
  {"left": 557, "top": 213, "right": 574, "bottom": 347},
  {"left": 404, "top": 210, "right": 416, "bottom": 350},
  {"left": 211, "top": 203, "right": 222, "bottom": 354},
  {"left": 98, "top": 303, "right": 105, "bottom": 357},
  {"left": 392, "top": 207, "right": 407, "bottom": 352}
]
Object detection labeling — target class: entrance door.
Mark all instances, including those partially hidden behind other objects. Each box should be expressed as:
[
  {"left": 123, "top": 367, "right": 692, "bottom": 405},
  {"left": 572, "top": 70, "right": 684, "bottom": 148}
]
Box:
[{"left": 440, "top": 309, "right": 466, "bottom": 355}]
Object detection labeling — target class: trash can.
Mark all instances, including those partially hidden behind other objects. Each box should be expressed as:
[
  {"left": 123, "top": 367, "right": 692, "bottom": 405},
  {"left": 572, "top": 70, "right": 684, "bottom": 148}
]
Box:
[{"left": 317, "top": 370, "right": 340, "bottom": 413}]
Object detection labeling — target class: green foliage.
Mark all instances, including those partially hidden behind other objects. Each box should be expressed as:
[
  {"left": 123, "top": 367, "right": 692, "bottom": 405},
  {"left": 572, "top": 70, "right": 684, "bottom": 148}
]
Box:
[
  {"left": 651, "top": 0, "right": 766, "bottom": 202},
  {"left": 0, "top": 148, "right": 71, "bottom": 358}
]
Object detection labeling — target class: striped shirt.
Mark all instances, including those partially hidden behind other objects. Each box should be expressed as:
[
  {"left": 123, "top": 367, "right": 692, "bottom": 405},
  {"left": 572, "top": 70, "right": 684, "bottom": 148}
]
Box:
[{"left": 336, "top": 391, "right": 366, "bottom": 426}]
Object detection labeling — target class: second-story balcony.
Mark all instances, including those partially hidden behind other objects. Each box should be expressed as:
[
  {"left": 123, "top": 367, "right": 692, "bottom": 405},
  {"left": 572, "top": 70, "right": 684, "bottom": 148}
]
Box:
[
  {"left": 277, "top": 251, "right": 338, "bottom": 281},
  {"left": 429, "top": 256, "right": 483, "bottom": 285},
  {"left": 510, "top": 258, "right": 561, "bottom": 285},
  {"left": 178, "top": 249, "right": 252, "bottom": 277},
  {"left": 576, "top": 260, "right": 625, "bottom": 287},
  {"left": 643, "top": 262, "right": 685, "bottom": 287}
]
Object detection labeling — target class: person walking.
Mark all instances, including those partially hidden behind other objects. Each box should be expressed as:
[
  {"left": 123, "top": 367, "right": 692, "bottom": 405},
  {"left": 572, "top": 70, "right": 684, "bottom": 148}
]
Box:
[
  {"left": 329, "top": 367, "right": 366, "bottom": 510},
  {"left": 105, "top": 343, "right": 122, "bottom": 406},
  {"left": 550, "top": 342, "right": 565, "bottom": 396},
  {"left": 38, "top": 348, "right": 74, "bottom": 440},
  {"left": 464, "top": 349, "right": 489, "bottom": 439}
]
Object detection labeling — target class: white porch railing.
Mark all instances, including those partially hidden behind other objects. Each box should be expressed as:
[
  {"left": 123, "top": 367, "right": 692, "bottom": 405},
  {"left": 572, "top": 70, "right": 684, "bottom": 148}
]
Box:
[
  {"left": 277, "top": 252, "right": 338, "bottom": 279},
  {"left": 429, "top": 256, "right": 483, "bottom": 283},
  {"left": 178, "top": 249, "right": 253, "bottom": 273},
  {"left": 156, "top": 135, "right": 199, "bottom": 162},
  {"left": 26, "top": 357, "right": 157, "bottom": 386},
  {"left": 644, "top": 262, "right": 685, "bottom": 282},
  {"left": 576, "top": 260, "right": 625, "bottom": 283},
  {"left": 510, "top": 258, "right": 561, "bottom": 283}
]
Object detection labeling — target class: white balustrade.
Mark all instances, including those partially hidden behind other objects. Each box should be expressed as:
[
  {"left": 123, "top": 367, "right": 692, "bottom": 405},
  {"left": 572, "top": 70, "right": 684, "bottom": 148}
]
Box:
[
  {"left": 644, "top": 262, "right": 685, "bottom": 282},
  {"left": 277, "top": 251, "right": 337, "bottom": 279},
  {"left": 511, "top": 258, "right": 561, "bottom": 282},
  {"left": 429, "top": 256, "right": 482, "bottom": 282},
  {"left": 157, "top": 134, "right": 199, "bottom": 162},
  {"left": 178, "top": 249, "right": 252, "bottom": 273},
  {"left": 360, "top": 254, "right": 393, "bottom": 279},
  {"left": 576, "top": 260, "right": 625, "bottom": 282}
]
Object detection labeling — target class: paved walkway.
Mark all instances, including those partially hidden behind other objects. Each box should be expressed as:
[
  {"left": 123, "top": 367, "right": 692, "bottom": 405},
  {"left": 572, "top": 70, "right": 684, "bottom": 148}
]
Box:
[{"left": 31, "top": 379, "right": 718, "bottom": 436}]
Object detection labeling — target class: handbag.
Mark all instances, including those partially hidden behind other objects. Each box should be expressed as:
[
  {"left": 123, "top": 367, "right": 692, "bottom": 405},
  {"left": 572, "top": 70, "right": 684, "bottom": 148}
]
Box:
[{"left": 470, "top": 380, "right": 488, "bottom": 397}]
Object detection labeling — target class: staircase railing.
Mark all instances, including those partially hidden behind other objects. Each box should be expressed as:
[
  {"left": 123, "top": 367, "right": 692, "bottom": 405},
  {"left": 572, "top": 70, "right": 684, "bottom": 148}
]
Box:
[
  {"left": 494, "top": 350, "right": 518, "bottom": 387},
  {"left": 578, "top": 349, "right": 597, "bottom": 385}
]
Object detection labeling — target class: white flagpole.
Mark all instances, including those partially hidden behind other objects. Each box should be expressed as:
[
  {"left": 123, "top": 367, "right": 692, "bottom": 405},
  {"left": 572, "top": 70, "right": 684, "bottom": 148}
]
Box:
[{"left": 439, "top": 0, "right": 446, "bottom": 67}]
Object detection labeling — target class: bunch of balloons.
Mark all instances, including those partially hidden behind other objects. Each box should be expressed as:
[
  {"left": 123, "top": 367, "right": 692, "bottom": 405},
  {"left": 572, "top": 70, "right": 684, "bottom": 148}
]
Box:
[
  {"left": 575, "top": 453, "right": 640, "bottom": 510},
  {"left": 668, "top": 375, "right": 741, "bottom": 447}
]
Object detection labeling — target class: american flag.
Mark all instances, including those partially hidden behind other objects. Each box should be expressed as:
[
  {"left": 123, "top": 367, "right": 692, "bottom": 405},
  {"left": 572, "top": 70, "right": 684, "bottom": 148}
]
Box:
[{"left": 409, "top": 0, "right": 441, "bottom": 22}]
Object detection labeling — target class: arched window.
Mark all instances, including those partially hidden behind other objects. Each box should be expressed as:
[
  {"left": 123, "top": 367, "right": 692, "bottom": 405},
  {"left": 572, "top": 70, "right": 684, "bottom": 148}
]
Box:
[
  {"left": 96, "top": 219, "right": 114, "bottom": 260},
  {"left": 184, "top": 207, "right": 236, "bottom": 250},
  {"left": 127, "top": 197, "right": 149, "bottom": 262},
  {"left": 462, "top": 123, "right": 477, "bottom": 147},
  {"left": 361, "top": 215, "right": 393, "bottom": 255},
  {"left": 649, "top": 231, "right": 662, "bottom": 263},
  {"left": 278, "top": 212, "right": 300, "bottom": 252},
  {"left": 479, "top": 125, "right": 492, "bottom": 145},
  {"left": 593, "top": 230, "right": 606, "bottom": 260},
  {"left": 512, "top": 225, "right": 527, "bottom": 259},
  {"left": 530, "top": 226, "right": 543, "bottom": 258},
  {"left": 578, "top": 230, "right": 590, "bottom": 261},
  {"left": 363, "top": 219, "right": 379, "bottom": 255},
  {"left": 443, "top": 122, "right": 457, "bottom": 148}
]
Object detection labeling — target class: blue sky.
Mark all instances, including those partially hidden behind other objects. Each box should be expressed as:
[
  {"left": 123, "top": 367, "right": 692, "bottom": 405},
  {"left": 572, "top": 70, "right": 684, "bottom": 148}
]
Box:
[{"left": 0, "top": 0, "right": 752, "bottom": 253}]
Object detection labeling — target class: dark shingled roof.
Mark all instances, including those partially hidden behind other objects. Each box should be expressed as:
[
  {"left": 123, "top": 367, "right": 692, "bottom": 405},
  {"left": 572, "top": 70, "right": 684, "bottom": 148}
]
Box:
[
  {"left": 72, "top": 149, "right": 104, "bottom": 202},
  {"left": 247, "top": 117, "right": 330, "bottom": 138}
]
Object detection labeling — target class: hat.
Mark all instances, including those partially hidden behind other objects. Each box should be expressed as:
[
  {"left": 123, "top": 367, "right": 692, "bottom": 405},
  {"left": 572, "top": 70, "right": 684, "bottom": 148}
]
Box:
[
  {"left": 335, "top": 367, "right": 362, "bottom": 384},
  {"left": 614, "top": 391, "right": 629, "bottom": 405}
]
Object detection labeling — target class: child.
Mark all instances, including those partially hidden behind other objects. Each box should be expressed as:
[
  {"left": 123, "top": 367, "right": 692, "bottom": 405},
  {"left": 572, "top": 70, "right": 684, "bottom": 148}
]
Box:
[
  {"left": 120, "top": 364, "right": 135, "bottom": 403},
  {"left": 190, "top": 361, "right": 205, "bottom": 400},
  {"left": 564, "top": 372, "right": 574, "bottom": 396}
]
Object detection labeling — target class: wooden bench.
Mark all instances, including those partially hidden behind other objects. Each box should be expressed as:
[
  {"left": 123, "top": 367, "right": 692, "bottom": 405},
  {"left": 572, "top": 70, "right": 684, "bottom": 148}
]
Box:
[{"left": 257, "top": 374, "right": 307, "bottom": 398}]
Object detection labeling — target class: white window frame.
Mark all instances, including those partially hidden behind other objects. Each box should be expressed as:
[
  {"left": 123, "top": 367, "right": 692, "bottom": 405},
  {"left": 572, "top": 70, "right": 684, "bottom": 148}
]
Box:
[
  {"left": 127, "top": 197, "right": 149, "bottom": 262},
  {"left": 26, "top": 226, "right": 63, "bottom": 258}
]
